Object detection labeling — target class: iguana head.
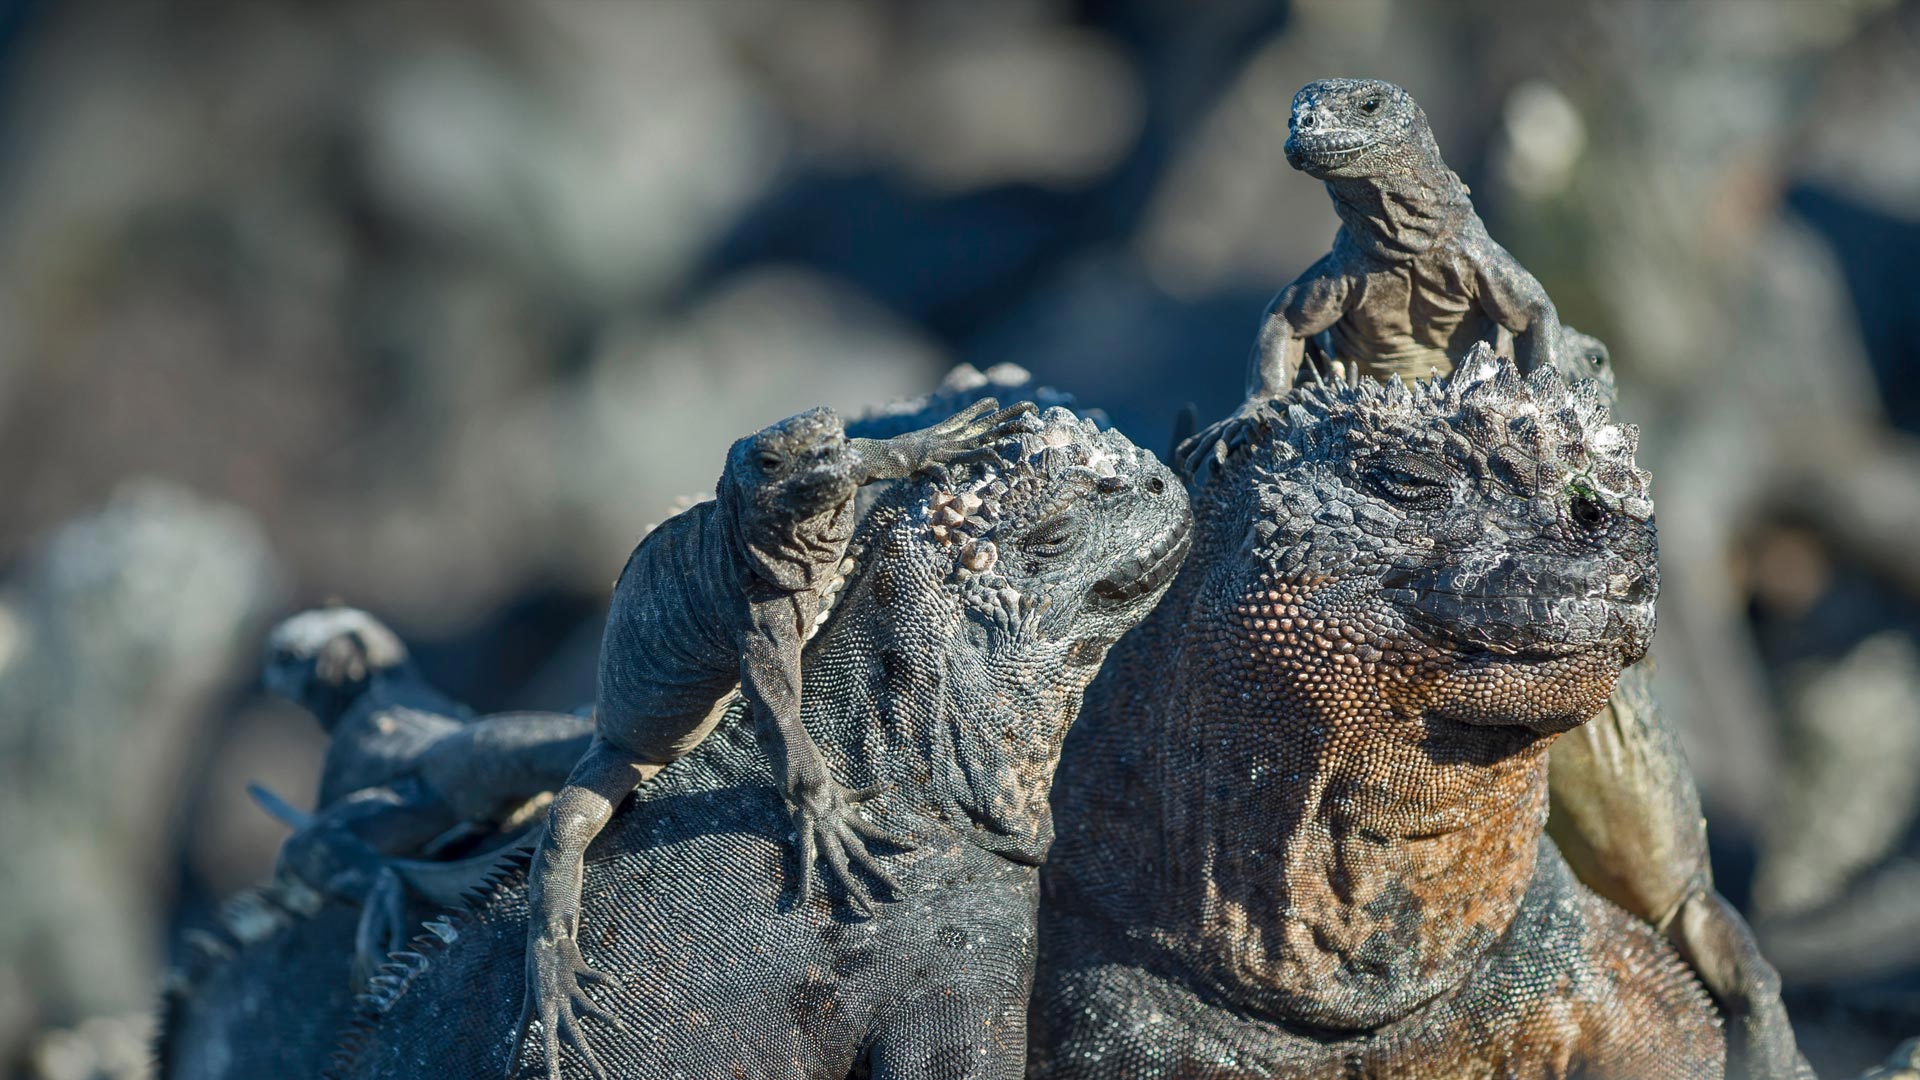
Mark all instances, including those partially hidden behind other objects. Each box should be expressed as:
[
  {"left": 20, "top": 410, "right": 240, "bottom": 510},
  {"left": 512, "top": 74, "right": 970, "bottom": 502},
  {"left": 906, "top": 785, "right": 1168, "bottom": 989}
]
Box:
[
  {"left": 846, "top": 405, "right": 1189, "bottom": 859},
  {"left": 264, "top": 605, "right": 411, "bottom": 731},
  {"left": 912, "top": 406, "right": 1191, "bottom": 655},
  {"left": 724, "top": 405, "right": 861, "bottom": 591},
  {"left": 1284, "top": 77, "right": 1443, "bottom": 183},
  {"left": 1556, "top": 324, "right": 1615, "bottom": 399},
  {"left": 726, "top": 405, "right": 858, "bottom": 524},
  {"left": 1214, "top": 343, "right": 1654, "bottom": 732}
]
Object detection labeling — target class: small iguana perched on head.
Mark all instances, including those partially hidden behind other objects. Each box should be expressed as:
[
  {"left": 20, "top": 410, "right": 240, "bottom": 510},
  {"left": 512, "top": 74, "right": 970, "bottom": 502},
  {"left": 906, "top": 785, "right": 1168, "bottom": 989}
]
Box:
[
  {"left": 1185, "top": 77, "right": 1566, "bottom": 471},
  {"left": 512, "top": 398, "right": 1036, "bottom": 1077},
  {"left": 327, "top": 402, "right": 1191, "bottom": 1080},
  {"left": 258, "top": 606, "right": 593, "bottom": 980},
  {"left": 1035, "top": 347, "right": 1726, "bottom": 1077}
]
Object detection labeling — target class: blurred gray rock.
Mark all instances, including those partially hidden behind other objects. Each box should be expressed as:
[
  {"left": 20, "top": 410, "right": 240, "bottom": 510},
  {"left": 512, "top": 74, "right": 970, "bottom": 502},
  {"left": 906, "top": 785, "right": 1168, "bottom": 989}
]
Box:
[{"left": 0, "top": 482, "right": 278, "bottom": 1055}]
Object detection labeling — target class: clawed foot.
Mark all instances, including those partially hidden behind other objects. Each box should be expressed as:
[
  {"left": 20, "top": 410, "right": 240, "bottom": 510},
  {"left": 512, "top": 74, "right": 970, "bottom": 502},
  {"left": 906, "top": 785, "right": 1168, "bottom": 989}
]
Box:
[
  {"left": 1178, "top": 398, "right": 1276, "bottom": 480},
  {"left": 510, "top": 935, "right": 627, "bottom": 1080},
  {"left": 917, "top": 398, "right": 1039, "bottom": 466},
  {"left": 788, "top": 779, "right": 902, "bottom": 916}
]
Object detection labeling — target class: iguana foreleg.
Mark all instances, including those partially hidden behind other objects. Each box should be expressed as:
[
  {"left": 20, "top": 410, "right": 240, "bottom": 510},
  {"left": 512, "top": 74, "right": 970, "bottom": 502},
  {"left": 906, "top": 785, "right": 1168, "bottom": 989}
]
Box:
[
  {"left": 746, "top": 590, "right": 899, "bottom": 914},
  {"left": 511, "top": 739, "right": 656, "bottom": 1080}
]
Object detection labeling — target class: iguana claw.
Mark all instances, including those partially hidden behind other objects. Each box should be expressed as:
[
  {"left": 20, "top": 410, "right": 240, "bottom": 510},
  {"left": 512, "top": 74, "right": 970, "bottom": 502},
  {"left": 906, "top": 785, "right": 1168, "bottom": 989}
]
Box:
[
  {"left": 789, "top": 779, "right": 901, "bottom": 916},
  {"left": 916, "top": 398, "right": 1039, "bottom": 468},
  {"left": 1178, "top": 399, "right": 1274, "bottom": 482},
  {"left": 351, "top": 867, "right": 409, "bottom": 989},
  {"left": 509, "top": 934, "right": 626, "bottom": 1080}
]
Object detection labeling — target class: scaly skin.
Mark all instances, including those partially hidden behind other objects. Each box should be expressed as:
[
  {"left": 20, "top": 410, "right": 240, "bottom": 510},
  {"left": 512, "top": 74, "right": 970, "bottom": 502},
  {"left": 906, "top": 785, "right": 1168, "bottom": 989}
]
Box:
[
  {"left": 510, "top": 398, "right": 1037, "bottom": 1079},
  {"left": 258, "top": 606, "right": 593, "bottom": 983},
  {"left": 161, "top": 610, "right": 585, "bottom": 1080},
  {"left": 1036, "top": 347, "right": 1725, "bottom": 1078},
  {"left": 1184, "top": 72, "right": 1807, "bottom": 1069},
  {"left": 1186, "top": 77, "right": 1562, "bottom": 474},
  {"left": 1550, "top": 661, "right": 1815, "bottom": 1080},
  {"left": 329, "top": 403, "right": 1191, "bottom": 1080}
]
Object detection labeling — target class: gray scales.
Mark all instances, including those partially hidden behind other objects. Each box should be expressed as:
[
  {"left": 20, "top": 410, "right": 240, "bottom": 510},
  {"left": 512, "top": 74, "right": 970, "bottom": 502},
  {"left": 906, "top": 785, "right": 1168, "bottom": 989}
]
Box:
[
  {"left": 150, "top": 369, "right": 1095, "bottom": 1079},
  {"left": 325, "top": 401, "right": 1190, "bottom": 1079},
  {"left": 1174, "top": 75, "right": 1806, "bottom": 1078},
  {"left": 511, "top": 397, "right": 1038, "bottom": 1078}
]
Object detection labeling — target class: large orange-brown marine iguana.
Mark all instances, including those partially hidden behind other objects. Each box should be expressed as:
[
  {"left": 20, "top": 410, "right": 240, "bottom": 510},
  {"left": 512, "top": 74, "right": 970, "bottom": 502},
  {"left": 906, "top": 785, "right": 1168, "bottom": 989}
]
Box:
[
  {"left": 1036, "top": 347, "right": 1728, "bottom": 1078},
  {"left": 1177, "top": 74, "right": 1809, "bottom": 1078}
]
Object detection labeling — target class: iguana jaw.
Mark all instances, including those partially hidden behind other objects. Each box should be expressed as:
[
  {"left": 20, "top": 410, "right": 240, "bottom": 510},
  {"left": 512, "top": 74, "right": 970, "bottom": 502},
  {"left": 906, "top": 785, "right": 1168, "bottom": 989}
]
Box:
[
  {"left": 1283, "top": 76, "right": 1413, "bottom": 181},
  {"left": 1090, "top": 512, "right": 1191, "bottom": 609},
  {"left": 1383, "top": 553, "right": 1657, "bottom": 665},
  {"left": 1284, "top": 127, "right": 1377, "bottom": 174}
]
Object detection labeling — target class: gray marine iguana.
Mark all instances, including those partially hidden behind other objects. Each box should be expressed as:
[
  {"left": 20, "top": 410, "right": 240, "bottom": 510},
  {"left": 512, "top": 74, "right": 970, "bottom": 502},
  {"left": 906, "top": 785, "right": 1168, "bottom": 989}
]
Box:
[
  {"left": 259, "top": 606, "right": 594, "bottom": 982},
  {"left": 159, "top": 608, "right": 590, "bottom": 1079},
  {"left": 1184, "top": 76, "right": 1566, "bottom": 473},
  {"left": 1034, "top": 347, "right": 1727, "bottom": 1077},
  {"left": 511, "top": 398, "right": 1036, "bottom": 1077},
  {"left": 1175, "top": 70, "right": 1807, "bottom": 1076},
  {"left": 328, "top": 402, "right": 1191, "bottom": 1080}
]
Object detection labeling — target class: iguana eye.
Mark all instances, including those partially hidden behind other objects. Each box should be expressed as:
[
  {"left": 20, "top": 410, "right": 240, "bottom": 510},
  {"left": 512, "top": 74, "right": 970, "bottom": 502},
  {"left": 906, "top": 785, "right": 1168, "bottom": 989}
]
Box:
[
  {"left": 757, "top": 450, "right": 785, "bottom": 471},
  {"left": 1588, "top": 351, "right": 1607, "bottom": 370},
  {"left": 1020, "top": 516, "right": 1081, "bottom": 558},
  {"left": 1362, "top": 97, "right": 1382, "bottom": 114},
  {"left": 1362, "top": 451, "right": 1451, "bottom": 504}
]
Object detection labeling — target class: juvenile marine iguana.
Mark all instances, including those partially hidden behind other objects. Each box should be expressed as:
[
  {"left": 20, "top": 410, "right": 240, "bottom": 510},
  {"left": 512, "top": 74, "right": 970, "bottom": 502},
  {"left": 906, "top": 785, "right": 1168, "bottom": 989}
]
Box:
[
  {"left": 329, "top": 405, "right": 1191, "bottom": 1080},
  {"left": 1035, "top": 348, "right": 1725, "bottom": 1077},
  {"left": 160, "top": 609, "right": 587, "bottom": 1079},
  {"left": 513, "top": 398, "right": 1038, "bottom": 1076},
  {"left": 260, "top": 606, "right": 594, "bottom": 981},
  {"left": 1185, "top": 76, "right": 1565, "bottom": 472},
  {"left": 1550, "top": 662, "right": 1814, "bottom": 1080}
]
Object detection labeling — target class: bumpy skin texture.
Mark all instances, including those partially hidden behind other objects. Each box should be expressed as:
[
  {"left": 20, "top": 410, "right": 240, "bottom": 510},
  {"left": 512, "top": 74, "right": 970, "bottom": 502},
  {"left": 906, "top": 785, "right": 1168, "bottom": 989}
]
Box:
[
  {"left": 1533, "top": 333, "right": 1813, "bottom": 1079},
  {"left": 511, "top": 400, "right": 1038, "bottom": 1078},
  {"left": 1035, "top": 348, "right": 1727, "bottom": 1078},
  {"left": 332, "top": 405, "right": 1189, "bottom": 1080},
  {"left": 1186, "top": 77, "right": 1563, "bottom": 473}
]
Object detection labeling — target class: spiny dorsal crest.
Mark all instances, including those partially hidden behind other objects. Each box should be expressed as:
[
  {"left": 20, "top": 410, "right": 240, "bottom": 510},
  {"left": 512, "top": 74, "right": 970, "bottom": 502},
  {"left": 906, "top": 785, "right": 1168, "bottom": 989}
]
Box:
[{"left": 1258, "top": 343, "right": 1651, "bottom": 518}]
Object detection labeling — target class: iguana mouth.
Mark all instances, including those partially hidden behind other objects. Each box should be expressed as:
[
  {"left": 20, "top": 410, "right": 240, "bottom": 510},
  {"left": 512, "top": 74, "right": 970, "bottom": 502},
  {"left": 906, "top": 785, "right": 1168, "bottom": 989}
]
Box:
[
  {"left": 1092, "top": 514, "right": 1192, "bottom": 606},
  {"left": 1284, "top": 129, "right": 1375, "bottom": 170}
]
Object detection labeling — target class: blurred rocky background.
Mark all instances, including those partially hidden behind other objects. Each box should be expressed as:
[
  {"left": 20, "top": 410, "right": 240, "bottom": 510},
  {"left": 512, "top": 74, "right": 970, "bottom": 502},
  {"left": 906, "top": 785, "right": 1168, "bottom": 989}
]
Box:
[{"left": 0, "top": 0, "right": 1915, "bottom": 1075}]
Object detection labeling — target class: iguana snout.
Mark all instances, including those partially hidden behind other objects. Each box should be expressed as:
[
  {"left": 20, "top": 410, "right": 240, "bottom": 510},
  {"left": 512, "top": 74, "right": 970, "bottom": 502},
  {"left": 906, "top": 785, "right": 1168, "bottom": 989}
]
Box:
[{"left": 263, "top": 605, "right": 412, "bottom": 730}]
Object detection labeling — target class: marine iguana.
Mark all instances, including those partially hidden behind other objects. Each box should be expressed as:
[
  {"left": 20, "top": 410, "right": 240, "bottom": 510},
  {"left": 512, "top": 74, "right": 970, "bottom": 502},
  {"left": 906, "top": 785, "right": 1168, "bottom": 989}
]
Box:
[
  {"left": 510, "top": 398, "right": 1037, "bottom": 1075},
  {"left": 160, "top": 609, "right": 588, "bottom": 1079},
  {"left": 328, "top": 404, "right": 1191, "bottom": 1080},
  {"left": 259, "top": 606, "right": 594, "bottom": 982},
  {"left": 1549, "top": 660, "right": 1815, "bottom": 1080},
  {"left": 1034, "top": 347, "right": 1726, "bottom": 1077},
  {"left": 1184, "top": 76, "right": 1565, "bottom": 473},
  {"left": 1172, "top": 70, "right": 1806, "bottom": 1071}
]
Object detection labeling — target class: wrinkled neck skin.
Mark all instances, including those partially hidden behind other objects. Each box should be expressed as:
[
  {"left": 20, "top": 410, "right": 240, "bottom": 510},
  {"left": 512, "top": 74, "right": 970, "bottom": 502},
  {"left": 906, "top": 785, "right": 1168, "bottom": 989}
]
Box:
[
  {"left": 810, "top": 507, "right": 1101, "bottom": 865},
  {"left": 1325, "top": 155, "right": 1472, "bottom": 264},
  {"left": 1078, "top": 562, "right": 1566, "bottom": 1032}
]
